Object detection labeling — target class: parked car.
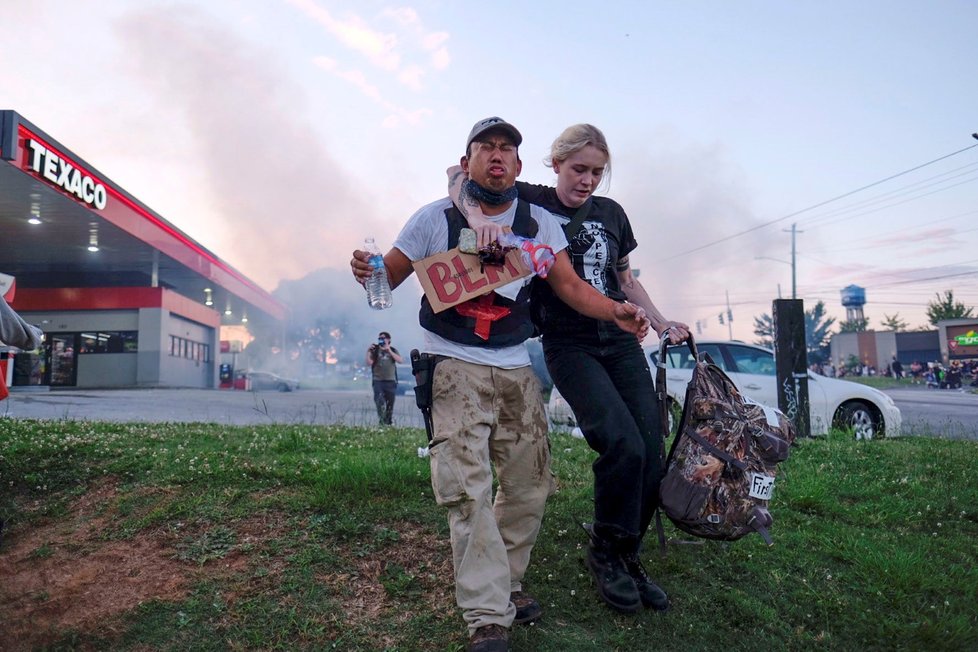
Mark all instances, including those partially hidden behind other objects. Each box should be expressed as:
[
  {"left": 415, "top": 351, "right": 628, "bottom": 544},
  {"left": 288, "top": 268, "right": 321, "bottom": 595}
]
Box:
[
  {"left": 240, "top": 370, "right": 300, "bottom": 392},
  {"left": 548, "top": 389, "right": 575, "bottom": 429},
  {"left": 547, "top": 340, "right": 902, "bottom": 440},
  {"left": 395, "top": 363, "right": 414, "bottom": 395}
]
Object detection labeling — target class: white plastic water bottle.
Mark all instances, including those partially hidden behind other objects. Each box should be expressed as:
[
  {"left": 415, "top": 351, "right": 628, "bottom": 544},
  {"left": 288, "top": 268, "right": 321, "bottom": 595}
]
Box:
[{"left": 364, "top": 237, "right": 392, "bottom": 310}]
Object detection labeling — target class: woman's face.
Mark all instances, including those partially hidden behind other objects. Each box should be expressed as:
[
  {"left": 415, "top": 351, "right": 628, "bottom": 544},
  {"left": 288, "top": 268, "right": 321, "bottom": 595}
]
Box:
[{"left": 554, "top": 144, "right": 607, "bottom": 208}]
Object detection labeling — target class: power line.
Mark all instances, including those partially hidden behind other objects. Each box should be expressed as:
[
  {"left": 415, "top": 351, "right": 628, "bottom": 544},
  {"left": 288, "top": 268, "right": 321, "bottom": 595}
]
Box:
[
  {"left": 661, "top": 140, "right": 978, "bottom": 261},
  {"left": 851, "top": 301, "right": 938, "bottom": 307},
  {"left": 801, "top": 173, "right": 978, "bottom": 231},
  {"left": 804, "top": 208, "right": 978, "bottom": 256},
  {"left": 802, "top": 256, "right": 978, "bottom": 288},
  {"left": 798, "top": 161, "right": 978, "bottom": 228},
  {"left": 870, "top": 269, "right": 978, "bottom": 288}
]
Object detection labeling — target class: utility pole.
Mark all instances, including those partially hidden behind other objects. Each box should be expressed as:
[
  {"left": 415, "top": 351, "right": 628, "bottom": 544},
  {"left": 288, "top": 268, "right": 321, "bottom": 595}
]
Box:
[
  {"left": 789, "top": 222, "right": 797, "bottom": 299},
  {"left": 774, "top": 298, "right": 811, "bottom": 438},
  {"left": 725, "top": 290, "right": 733, "bottom": 340},
  {"left": 782, "top": 222, "right": 802, "bottom": 299}
]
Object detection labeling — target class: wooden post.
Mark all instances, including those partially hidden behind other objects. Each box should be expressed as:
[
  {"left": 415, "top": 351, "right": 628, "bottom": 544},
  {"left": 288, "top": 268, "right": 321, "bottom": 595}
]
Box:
[{"left": 773, "top": 299, "right": 811, "bottom": 437}]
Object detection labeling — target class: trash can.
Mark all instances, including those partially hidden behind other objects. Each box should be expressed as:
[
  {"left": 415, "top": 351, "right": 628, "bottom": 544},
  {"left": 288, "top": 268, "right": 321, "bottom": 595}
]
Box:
[{"left": 0, "top": 350, "right": 13, "bottom": 387}]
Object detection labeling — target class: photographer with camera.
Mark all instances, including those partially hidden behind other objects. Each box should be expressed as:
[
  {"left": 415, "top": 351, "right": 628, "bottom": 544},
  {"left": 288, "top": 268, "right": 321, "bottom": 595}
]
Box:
[{"left": 366, "top": 331, "right": 402, "bottom": 425}]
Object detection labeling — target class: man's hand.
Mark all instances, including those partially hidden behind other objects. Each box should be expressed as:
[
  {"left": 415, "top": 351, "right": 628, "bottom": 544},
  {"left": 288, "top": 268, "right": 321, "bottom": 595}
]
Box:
[
  {"left": 657, "top": 321, "right": 691, "bottom": 345},
  {"left": 613, "top": 302, "right": 651, "bottom": 340},
  {"left": 350, "top": 250, "right": 374, "bottom": 286},
  {"left": 350, "top": 247, "right": 413, "bottom": 291}
]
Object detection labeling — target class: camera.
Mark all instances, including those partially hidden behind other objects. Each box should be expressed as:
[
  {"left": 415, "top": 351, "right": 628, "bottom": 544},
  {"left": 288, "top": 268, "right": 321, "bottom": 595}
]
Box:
[{"left": 377, "top": 337, "right": 385, "bottom": 345}]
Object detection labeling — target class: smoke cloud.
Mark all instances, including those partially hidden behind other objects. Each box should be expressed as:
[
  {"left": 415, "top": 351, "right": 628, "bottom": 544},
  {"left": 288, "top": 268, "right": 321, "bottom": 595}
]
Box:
[
  {"left": 114, "top": 7, "right": 388, "bottom": 285},
  {"left": 274, "top": 267, "right": 427, "bottom": 365},
  {"left": 611, "top": 135, "right": 787, "bottom": 336}
]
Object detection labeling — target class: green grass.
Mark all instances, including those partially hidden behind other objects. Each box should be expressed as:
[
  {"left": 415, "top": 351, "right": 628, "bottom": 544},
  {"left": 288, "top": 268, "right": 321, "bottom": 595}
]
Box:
[
  {"left": 846, "top": 375, "right": 978, "bottom": 395},
  {"left": 2, "top": 420, "right": 977, "bottom": 651},
  {"left": 843, "top": 376, "right": 911, "bottom": 390}
]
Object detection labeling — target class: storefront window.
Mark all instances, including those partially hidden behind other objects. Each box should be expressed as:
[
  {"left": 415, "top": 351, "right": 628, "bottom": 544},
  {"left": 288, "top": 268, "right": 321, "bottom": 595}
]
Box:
[
  {"left": 120, "top": 332, "right": 139, "bottom": 352},
  {"left": 169, "top": 335, "right": 210, "bottom": 363},
  {"left": 80, "top": 332, "right": 101, "bottom": 353},
  {"left": 79, "top": 331, "right": 138, "bottom": 354},
  {"left": 48, "top": 334, "right": 77, "bottom": 386}
]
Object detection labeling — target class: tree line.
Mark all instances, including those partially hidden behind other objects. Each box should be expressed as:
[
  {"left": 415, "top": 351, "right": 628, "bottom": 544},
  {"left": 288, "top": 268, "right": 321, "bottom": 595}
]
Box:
[{"left": 752, "top": 290, "right": 975, "bottom": 365}]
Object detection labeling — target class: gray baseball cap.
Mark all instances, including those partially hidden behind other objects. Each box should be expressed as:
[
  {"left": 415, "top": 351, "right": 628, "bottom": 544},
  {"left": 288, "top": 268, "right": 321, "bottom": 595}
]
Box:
[{"left": 465, "top": 116, "right": 522, "bottom": 154}]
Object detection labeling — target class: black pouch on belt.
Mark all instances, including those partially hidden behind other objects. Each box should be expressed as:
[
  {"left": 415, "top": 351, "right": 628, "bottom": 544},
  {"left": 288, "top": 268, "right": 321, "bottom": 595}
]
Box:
[
  {"left": 411, "top": 350, "right": 446, "bottom": 443},
  {"left": 410, "top": 350, "right": 442, "bottom": 411}
]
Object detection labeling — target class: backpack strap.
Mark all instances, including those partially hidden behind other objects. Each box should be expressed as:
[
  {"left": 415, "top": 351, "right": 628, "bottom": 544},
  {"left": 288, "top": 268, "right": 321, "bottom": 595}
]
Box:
[
  {"left": 655, "top": 332, "right": 698, "bottom": 555},
  {"left": 749, "top": 507, "right": 774, "bottom": 545},
  {"left": 655, "top": 331, "right": 697, "bottom": 441},
  {"left": 654, "top": 510, "right": 666, "bottom": 557},
  {"left": 562, "top": 197, "right": 593, "bottom": 239},
  {"left": 680, "top": 427, "right": 748, "bottom": 472},
  {"left": 659, "top": 333, "right": 697, "bottom": 468}
]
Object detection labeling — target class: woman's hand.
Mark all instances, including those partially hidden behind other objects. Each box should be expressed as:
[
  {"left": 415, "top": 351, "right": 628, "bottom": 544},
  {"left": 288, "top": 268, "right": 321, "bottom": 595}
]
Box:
[
  {"left": 657, "top": 321, "right": 691, "bottom": 344},
  {"left": 613, "top": 302, "right": 651, "bottom": 340},
  {"left": 468, "top": 212, "right": 506, "bottom": 249}
]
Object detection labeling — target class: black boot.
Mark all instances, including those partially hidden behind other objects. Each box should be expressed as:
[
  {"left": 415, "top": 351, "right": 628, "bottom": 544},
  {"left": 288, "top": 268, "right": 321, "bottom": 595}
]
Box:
[
  {"left": 582, "top": 523, "right": 641, "bottom": 613},
  {"left": 510, "top": 591, "right": 542, "bottom": 625},
  {"left": 622, "top": 551, "right": 669, "bottom": 611}
]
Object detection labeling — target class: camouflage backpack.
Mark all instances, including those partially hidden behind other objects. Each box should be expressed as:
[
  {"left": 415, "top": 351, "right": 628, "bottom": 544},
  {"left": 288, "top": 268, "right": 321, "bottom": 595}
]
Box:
[{"left": 656, "top": 336, "right": 796, "bottom": 545}]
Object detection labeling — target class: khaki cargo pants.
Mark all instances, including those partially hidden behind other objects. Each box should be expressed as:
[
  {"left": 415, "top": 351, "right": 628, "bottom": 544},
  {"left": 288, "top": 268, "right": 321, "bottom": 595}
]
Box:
[{"left": 428, "top": 358, "right": 555, "bottom": 635}]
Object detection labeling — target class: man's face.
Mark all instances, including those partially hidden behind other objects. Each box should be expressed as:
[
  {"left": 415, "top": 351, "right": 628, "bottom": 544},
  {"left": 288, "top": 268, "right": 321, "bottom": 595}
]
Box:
[{"left": 461, "top": 129, "right": 522, "bottom": 192}]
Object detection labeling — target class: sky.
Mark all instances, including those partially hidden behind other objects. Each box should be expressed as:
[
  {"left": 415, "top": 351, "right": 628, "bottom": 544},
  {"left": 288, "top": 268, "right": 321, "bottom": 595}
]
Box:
[{"left": 3, "top": 0, "right": 977, "bottom": 349}]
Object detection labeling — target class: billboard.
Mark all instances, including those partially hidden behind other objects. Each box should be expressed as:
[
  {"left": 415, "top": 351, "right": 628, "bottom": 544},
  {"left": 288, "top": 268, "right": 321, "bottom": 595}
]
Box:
[{"left": 946, "top": 323, "right": 978, "bottom": 359}]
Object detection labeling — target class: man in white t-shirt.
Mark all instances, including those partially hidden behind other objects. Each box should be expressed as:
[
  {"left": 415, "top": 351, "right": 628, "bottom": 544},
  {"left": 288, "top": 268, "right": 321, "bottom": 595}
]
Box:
[{"left": 350, "top": 116, "right": 648, "bottom": 652}]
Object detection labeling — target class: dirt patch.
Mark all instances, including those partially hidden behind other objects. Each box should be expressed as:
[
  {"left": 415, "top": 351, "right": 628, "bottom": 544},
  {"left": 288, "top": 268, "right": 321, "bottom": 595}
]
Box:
[
  {"left": 0, "top": 479, "right": 188, "bottom": 648},
  {"left": 0, "top": 480, "right": 288, "bottom": 650},
  {"left": 319, "top": 522, "right": 455, "bottom": 640},
  {"left": 1, "top": 480, "right": 454, "bottom": 649}
]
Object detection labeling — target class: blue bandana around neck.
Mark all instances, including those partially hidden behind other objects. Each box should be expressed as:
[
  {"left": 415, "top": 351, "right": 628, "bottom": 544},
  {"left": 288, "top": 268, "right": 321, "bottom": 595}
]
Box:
[{"left": 463, "top": 178, "right": 518, "bottom": 206}]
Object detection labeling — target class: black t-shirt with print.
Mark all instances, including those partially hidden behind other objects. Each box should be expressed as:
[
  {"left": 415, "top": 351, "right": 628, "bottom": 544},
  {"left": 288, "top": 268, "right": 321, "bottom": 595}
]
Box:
[{"left": 517, "top": 182, "right": 638, "bottom": 336}]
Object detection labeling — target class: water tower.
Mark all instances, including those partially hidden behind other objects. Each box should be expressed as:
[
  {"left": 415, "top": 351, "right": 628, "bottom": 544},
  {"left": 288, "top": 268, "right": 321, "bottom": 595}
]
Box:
[{"left": 840, "top": 284, "right": 866, "bottom": 322}]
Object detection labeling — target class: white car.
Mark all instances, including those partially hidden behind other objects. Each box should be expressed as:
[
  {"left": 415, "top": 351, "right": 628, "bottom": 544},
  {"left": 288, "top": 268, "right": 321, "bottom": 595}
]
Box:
[
  {"left": 547, "top": 389, "right": 576, "bottom": 429},
  {"left": 547, "top": 340, "right": 902, "bottom": 440},
  {"left": 395, "top": 363, "right": 414, "bottom": 395}
]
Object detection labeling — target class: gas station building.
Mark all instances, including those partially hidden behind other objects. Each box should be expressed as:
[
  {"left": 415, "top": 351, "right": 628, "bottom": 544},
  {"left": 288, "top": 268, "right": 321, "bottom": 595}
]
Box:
[{"left": 0, "top": 110, "right": 284, "bottom": 389}]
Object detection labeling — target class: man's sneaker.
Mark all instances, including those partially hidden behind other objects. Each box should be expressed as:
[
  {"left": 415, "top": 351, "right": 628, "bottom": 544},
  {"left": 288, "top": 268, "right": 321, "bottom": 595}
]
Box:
[
  {"left": 582, "top": 523, "right": 642, "bottom": 613},
  {"left": 511, "top": 591, "right": 542, "bottom": 624},
  {"left": 467, "top": 624, "right": 509, "bottom": 652},
  {"left": 622, "top": 552, "right": 670, "bottom": 611}
]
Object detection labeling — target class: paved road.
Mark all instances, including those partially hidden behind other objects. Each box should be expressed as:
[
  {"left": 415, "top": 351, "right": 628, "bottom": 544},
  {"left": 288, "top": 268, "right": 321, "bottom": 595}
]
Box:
[
  {"left": 2, "top": 385, "right": 976, "bottom": 440},
  {"left": 0, "top": 387, "right": 427, "bottom": 429},
  {"left": 886, "top": 385, "right": 978, "bottom": 440}
]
